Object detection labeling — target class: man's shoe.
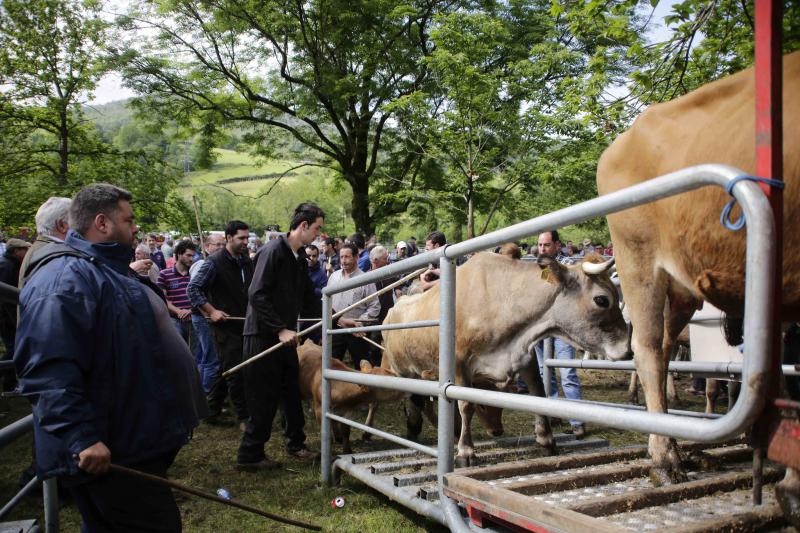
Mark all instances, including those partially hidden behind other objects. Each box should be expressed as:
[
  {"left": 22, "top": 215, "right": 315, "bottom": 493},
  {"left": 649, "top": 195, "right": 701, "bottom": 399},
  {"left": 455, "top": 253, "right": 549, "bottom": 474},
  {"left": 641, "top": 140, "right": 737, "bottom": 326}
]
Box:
[
  {"left": 288, "top": 448, "right": 320, "bottom": 461},
  {"left": 235, "top": 458, "right": 281, "bottom": 472},
  {"left": 573, "top": 424, "right": 586, "bottom": 439}
]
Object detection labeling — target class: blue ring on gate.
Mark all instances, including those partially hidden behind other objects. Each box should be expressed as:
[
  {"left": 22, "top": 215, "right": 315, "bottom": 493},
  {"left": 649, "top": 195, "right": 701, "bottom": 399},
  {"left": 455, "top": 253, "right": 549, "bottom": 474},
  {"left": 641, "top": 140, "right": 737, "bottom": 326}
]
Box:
[{"left": 720, "top": 175, "right": 785, "bottom": 231}]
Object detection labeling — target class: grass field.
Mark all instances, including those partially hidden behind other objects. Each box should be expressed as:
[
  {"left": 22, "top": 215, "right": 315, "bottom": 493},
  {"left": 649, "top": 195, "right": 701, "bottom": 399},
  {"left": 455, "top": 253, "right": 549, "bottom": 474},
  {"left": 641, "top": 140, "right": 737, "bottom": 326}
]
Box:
[
  {"left": 181, "top": 149, "right": 326, "bottom": 197},
  {"left": 0, "top": 369, "right": 712, "bottom": 532}
]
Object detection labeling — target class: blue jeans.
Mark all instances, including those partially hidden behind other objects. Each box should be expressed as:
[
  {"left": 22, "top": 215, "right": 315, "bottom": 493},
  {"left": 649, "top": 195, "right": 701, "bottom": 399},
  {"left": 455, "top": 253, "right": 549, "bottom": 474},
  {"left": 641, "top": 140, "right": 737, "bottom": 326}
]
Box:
[
  {"left": 535, "top": 339, "right": 582, "bottom": 427},
  {"left": 191, "top": 314, "right": 220, "bottom": 394}
]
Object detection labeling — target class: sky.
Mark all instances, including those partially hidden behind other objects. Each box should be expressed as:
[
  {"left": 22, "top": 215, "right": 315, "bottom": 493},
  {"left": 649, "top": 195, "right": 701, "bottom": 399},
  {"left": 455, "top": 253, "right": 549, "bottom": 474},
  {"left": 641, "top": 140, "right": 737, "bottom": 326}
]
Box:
[{"left": 87, "top": 1, "right": 679, "bottom": 105}]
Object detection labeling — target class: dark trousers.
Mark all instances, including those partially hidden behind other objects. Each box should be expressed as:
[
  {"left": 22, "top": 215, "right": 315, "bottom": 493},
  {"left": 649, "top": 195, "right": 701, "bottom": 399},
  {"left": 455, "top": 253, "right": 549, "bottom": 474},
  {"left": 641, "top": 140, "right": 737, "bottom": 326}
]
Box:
[
  {"left": 237, "top": 335, "right": 306, "bottom": 463},
  {"left": 332, "top": 333, "right": 372, "bottom": 369},
  {"left": 1, "top": 324, "right": 17, "bottom": 391},
  {"left": 70, "top": 450, "right": 181, "bottom": 533},
  {"left": 207, "top": 327, "right": 248, "bottom": 421}
]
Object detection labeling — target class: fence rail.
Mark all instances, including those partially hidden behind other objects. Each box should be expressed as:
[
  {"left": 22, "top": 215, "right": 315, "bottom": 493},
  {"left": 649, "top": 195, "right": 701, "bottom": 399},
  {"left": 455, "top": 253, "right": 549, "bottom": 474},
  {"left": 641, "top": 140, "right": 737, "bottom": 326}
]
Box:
[{"left": 319, "top": 164, "right": 777, "bottom": 531}]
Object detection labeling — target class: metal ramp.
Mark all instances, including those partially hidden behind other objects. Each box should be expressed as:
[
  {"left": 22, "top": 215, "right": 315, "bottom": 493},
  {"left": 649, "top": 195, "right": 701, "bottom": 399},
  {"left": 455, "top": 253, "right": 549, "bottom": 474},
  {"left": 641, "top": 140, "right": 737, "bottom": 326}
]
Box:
[
  {"left": 443, "top": 442, "right": 790, "bottom": 532},
  {"left": 331, "top": 433, "right": 609, "bottom": 529}
]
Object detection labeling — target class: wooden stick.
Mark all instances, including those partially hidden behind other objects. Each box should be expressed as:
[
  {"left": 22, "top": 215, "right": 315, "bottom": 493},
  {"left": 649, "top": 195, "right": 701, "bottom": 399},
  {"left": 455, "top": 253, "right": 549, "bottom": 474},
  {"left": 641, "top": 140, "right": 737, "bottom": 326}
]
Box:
[
  {"left": 360, "top": 335, "right": 385, "bottom": 351},
  {"left": 109, "top": 464, "right": 321, "bottom": 531},
  {"left": 205, "top": 316, "right": 246, "bottom": 321},
  {"left": 223, "top": 267, "right": 425, "bottom": 377},
  {"left": 191, "top": 195, "right": 206, "bottom": 259}
]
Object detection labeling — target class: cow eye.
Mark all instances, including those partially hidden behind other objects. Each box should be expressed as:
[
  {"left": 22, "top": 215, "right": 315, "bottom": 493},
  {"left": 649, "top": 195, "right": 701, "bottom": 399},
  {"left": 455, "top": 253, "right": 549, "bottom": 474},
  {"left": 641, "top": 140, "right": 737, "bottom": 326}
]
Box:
[{"left": 594, "top": 295, "right": 610, "bottom": 308}]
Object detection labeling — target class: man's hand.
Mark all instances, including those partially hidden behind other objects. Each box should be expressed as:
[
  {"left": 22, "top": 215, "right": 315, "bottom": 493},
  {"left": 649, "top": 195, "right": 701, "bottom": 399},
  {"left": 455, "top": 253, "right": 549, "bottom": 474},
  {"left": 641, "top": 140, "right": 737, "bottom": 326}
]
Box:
[
  {"left": 278, "top": 328, "right": 298, "bottom": 346},
  {"left": 176, "top": 308, "right": 191, "bottom": 320},
  {"left": 338, "top": 317, "right": 357, "bottom": 328},
  {"left": 338, "top": 318, "right": 365, "bottom": 336},
  {"left": 129, "top": 259, "right": 153, "bottom": 274},
  {"left": 78, "top": 441, "right": 111, "bottom": 474},
  {"left": 209, "top": 309, "right": 228, "bottom": 323}
]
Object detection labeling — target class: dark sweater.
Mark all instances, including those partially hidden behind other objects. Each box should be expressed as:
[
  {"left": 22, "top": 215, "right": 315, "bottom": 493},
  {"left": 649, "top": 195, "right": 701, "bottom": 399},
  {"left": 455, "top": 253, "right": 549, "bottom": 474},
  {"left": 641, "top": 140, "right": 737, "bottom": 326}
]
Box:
[{"left": 243, "top": 235, "right": 317, "bottom": 340}]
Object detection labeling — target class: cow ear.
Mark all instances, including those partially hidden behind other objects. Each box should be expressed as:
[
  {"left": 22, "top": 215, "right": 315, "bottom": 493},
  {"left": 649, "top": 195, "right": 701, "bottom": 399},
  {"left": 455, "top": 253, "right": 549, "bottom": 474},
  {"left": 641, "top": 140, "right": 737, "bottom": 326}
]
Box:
[
  {"left": 537, "top": 255, "right": 566, "bottom": 284},
  {"left": 359, "top": 360, "right": 374, "bottom": 371}
]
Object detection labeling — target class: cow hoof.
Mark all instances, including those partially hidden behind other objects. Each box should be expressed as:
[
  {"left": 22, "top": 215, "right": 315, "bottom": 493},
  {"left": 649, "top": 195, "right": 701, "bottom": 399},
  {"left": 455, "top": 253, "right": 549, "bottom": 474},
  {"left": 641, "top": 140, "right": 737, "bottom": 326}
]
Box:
[
  {"left": 776, "top": 471, "right": 800, "bottom": 529},
  {"left": 455, "top": 455, "right": 474, "bottom": 468},
  {"left": 649, "top": 466, "right": 688, "bottom": 487},
  {"left": 684, "top": 450, "right": 721, "bottom": 472}
]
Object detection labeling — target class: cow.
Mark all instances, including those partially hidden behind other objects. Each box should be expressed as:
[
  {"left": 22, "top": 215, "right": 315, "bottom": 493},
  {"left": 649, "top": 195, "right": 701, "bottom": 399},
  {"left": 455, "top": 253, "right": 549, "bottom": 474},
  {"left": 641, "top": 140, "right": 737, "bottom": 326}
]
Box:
[
  {"left": 596, "top": 51, "right": 799, "bottom": 489},
  {"left": 380, "top": 251, "right": 630, "bottom": 466},
  {"left": 297, "top": 340, "right": 405, "bottom": 453}
]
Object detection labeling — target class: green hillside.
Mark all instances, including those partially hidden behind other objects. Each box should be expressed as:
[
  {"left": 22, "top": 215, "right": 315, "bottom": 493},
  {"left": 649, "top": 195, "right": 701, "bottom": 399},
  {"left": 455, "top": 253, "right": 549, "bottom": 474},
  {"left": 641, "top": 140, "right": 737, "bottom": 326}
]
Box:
[{"left": 182, "top": 149, "right": 325, "bottom": 196}]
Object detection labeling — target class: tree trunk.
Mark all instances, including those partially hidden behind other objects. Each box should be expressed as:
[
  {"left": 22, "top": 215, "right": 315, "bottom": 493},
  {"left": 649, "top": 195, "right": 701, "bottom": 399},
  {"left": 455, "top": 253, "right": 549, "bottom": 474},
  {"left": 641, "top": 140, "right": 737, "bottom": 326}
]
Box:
[
  {"left": 349, "top": 173, "right": 374, "bottom": 236},
  {"left": 58, "top": 108, "right": 69, "bottom": 187}
]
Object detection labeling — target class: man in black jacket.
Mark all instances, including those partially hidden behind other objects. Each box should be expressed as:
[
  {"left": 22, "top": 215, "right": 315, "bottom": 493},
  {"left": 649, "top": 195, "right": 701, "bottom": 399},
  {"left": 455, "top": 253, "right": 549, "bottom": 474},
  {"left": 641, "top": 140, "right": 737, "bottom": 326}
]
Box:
[
  {"left": 187, "top": 220, "right": 253, "bottom": 428},
  {"left": 237, "top": 203, "right": 324, "bottom": 470}
]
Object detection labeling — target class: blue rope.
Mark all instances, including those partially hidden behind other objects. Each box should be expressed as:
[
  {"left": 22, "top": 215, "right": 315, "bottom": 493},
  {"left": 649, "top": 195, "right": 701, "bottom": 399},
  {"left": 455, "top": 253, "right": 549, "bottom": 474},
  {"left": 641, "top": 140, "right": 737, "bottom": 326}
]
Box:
[{"left": 720, "top": 175, "right": 785, "bottom": 231}]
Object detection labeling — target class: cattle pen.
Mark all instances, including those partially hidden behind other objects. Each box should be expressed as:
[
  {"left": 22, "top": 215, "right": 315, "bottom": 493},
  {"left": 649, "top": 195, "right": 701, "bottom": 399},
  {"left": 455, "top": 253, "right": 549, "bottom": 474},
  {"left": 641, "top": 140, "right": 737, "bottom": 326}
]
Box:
[
  {"left": 318, "top": 163, "right": 787, "bottom": 531},
  {"left": 318, "top": 2, "right": 795, "bottom": 529}
]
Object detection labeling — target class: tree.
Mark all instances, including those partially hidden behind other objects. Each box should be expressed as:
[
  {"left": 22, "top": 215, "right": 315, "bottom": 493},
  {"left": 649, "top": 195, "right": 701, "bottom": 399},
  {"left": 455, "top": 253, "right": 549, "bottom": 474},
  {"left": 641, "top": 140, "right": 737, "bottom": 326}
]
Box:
[
  {"left": 0, "top": 0, "right": 110, "bottom": 187},
  {"left": 626, "top": 0, "right": 800, "bottom": 107},
  {"left": 118, "top": 0, "right": 457, "bottom": 235},
  {"left": 387, "top": 0, "right": 648, "bottom": 237}
]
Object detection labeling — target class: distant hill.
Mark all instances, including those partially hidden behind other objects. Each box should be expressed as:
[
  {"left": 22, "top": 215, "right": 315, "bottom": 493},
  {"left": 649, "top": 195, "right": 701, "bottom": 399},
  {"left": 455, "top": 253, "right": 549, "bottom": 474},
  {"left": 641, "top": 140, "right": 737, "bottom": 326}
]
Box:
[
  {"left": 182, "top": 148, "right": 326, "bottom": 196},
  {"left": 83, "top": 98, "right": 135, "bottom": 133}
]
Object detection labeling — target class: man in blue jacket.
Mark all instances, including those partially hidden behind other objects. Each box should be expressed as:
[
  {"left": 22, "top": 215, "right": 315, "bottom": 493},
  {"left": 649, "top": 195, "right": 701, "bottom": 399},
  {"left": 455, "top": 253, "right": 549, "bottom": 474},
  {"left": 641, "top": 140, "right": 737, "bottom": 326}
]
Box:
[{"left": 14, "top": 183, "right": 206, "bottom": 532}]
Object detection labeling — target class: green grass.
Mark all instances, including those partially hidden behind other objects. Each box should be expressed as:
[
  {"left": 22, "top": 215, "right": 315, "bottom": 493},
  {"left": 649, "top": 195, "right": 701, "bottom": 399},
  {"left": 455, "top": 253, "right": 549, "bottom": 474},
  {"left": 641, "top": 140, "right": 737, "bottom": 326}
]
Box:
[
  {"left": 0, "top": 370, "right": 712, "bottom": 532},
  {"left": 181, "top": 149, "right": 326, "bottom": 198}
]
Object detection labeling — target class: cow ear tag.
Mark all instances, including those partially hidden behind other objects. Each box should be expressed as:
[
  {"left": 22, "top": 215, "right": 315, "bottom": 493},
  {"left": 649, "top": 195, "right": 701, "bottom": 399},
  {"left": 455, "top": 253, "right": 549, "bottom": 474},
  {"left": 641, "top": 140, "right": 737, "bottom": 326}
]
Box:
[{"left": 541, "top": 267, "right": 550, "bottom": 281}]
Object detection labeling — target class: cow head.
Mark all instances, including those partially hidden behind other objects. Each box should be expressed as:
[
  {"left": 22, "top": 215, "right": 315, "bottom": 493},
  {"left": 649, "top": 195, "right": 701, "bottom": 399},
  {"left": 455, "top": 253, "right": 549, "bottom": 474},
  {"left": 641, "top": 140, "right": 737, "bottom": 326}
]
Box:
[
  {"left": 476, "top": 405, "right": 504, "bottom": 437},
  {"left": 538, "top": 254, "right": 631, "bottom": 360},
  {"left": 359, "top": 360, "right": 407, "bottom": 402}
]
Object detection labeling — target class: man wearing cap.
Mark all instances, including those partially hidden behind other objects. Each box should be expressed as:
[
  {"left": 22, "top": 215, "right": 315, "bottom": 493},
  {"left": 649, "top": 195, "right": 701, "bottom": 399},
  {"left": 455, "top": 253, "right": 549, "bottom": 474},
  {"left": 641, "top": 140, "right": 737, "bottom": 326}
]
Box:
[
  {"left": 393, "top": 241, "right": 408, "bottom": 263},
  {"left": 0, "top": 238, "right": 31, "bottom": 364}
]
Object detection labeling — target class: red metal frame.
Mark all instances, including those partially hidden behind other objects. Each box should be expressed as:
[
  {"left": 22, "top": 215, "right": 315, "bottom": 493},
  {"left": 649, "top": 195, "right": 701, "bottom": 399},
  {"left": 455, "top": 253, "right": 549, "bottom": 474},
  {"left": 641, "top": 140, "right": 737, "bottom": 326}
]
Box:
[{"left": 753, "top": 0, "right": 789, "bottom": 492}]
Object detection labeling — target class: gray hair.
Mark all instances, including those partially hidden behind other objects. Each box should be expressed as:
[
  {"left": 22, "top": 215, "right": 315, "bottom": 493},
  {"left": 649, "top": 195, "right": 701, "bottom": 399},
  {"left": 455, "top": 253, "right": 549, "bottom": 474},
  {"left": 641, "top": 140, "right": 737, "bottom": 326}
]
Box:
[
  {"left": 35, "top": 197, "right": 72, "bottom": 236},
  {"left": 69, "top": 183, "right": 133, "bottom": 235},
  {"left": 135, "top": 244, "right": 150, "bottom": 256},
  {"left": 369, "top": 245, "right": 388, "bottom": 262}
]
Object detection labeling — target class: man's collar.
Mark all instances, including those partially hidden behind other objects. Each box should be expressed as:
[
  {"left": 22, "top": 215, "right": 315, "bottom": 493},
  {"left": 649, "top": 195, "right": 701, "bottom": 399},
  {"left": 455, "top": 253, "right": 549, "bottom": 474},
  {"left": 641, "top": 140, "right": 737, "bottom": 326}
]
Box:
[{"left": 65, "top": 229, "right": 134, "bottom": 275}]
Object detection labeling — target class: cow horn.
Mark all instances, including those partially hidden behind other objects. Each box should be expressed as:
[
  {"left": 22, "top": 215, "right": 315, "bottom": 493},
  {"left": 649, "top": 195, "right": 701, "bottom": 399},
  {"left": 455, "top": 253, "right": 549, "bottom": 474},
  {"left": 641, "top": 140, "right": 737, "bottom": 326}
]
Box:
[{"left": 581, "top": 257, "right": 615, "bottom": 275}]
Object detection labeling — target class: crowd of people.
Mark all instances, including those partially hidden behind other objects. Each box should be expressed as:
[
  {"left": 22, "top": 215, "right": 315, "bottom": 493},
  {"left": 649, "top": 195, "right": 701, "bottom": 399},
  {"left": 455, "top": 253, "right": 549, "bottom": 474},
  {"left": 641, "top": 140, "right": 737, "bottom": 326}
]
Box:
[{"left": 0, "top": 183, "right": 613, "bottom": 530}]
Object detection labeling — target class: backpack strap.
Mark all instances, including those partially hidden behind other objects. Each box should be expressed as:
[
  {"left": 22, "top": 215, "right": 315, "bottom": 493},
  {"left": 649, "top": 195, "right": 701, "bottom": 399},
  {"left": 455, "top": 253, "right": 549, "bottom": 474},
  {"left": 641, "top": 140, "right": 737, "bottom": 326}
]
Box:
[{"left": 22, "top": 243, "right": 96, "bottom": 285}]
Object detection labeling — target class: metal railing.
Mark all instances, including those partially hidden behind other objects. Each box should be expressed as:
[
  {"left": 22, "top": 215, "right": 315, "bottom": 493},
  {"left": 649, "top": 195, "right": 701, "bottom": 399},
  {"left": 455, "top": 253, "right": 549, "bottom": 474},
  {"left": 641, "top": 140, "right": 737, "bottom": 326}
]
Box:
[
  {"left": 0, "top": 409, "right": 59, "bottom": 531},
  {"left": 319, "top": 164, "right": 776, "bottom": 532}
]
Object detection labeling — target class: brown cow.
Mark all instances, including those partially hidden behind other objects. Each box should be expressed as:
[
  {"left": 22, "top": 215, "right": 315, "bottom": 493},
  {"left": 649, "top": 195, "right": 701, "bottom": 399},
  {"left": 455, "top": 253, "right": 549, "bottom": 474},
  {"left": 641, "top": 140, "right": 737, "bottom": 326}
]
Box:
[
  {"left": 381, "top": 252, "right": 629, "bottom": 466},
  {"left": 596, "top": 52, "right": 799, "bottom": 486},
  {"left": 297, "top": 340, "right": 405, "bottom": 453}
]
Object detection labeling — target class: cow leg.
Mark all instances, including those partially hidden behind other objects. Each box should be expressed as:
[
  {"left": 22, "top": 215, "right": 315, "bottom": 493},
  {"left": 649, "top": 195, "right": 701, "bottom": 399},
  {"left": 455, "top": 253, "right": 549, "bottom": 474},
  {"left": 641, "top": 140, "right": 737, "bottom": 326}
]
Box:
[
  {"left": 705, "top": 379, "right": 720, "bottom": 414},
  {"left": 519, "top": 364, "right": 556, "bottom": 454},
  {"left": 727, "top": 380, "right": 740, "bottom": 412},
  {"left": 340, "top": 415, "right": 353, "bottom": 454},
  {"left": 666, "top": 373, "right": 679, "bottom": 404},
  {"left": 455, "top": 400, "right": 477, "bottom": 467},
  {"left": 405, "top": 395, "right": 426, "bottom": 440},
  {"left": 628, "top": 371, "right": 639, "bottom": 404},
  {"left": 776, "top": 468, "right": 800, "bottom": 529},
  {"left": 362, "top": 402, "right": 377, "bottom": 442},
  {"left": 624, "top": 267, "right": 685, "bottom": 484}
]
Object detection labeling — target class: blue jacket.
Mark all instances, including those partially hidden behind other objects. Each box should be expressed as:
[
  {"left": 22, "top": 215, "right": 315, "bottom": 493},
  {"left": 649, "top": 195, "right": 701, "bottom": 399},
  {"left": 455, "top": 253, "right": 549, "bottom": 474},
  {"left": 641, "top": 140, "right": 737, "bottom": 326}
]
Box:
[
  {"left": 14, "top": 230, "right": 206, "bottom": 480},
  {"left": 358, "top": 249, "right": 371, "bottom": 272},
  {"left": 307, "top": 262, "right": 328, "bottom": 297}
]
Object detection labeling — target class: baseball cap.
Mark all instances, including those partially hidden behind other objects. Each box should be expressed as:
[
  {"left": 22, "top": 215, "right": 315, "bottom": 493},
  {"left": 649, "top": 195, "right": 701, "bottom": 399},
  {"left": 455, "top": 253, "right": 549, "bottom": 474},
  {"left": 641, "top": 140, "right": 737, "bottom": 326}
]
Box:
[
  {"left": 397, "top": 241, "right": 407, "bottom": 249},
  {"left": 6, "top": 238, "right": 31, "bottom": 251}
]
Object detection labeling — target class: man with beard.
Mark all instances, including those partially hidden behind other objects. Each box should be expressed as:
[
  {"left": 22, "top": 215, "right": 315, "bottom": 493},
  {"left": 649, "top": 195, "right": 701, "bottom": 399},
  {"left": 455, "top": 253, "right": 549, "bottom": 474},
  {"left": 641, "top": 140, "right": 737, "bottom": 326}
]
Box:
[{"left": 14, "top": 183, "right": 206, "bottom": 531}]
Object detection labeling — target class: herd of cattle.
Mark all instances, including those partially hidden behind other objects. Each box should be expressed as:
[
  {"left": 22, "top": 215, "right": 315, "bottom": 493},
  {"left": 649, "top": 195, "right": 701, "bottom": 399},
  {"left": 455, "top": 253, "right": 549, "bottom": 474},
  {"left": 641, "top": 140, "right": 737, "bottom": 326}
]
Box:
[{"left": 300, "top": 52, "right": 799, "bottom": 500}]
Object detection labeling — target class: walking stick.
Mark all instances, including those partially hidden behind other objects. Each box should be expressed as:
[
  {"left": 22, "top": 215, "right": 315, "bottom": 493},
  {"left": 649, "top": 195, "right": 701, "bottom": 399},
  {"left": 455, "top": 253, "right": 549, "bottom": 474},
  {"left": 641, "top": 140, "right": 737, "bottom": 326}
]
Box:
[
  {"left": 223, "top": 267, "right": 426, "bottom": 377},
  {"left": 108, "top": 464, "right": 322, "bottom": 531}
]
